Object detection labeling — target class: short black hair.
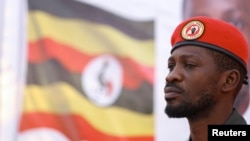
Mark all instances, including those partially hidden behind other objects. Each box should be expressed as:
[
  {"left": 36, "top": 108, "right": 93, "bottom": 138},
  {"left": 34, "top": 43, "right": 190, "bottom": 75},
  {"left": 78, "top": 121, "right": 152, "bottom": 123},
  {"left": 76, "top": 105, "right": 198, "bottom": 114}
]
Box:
[{"left": 205, "top": 48, "right": 247, "bottom": 91}]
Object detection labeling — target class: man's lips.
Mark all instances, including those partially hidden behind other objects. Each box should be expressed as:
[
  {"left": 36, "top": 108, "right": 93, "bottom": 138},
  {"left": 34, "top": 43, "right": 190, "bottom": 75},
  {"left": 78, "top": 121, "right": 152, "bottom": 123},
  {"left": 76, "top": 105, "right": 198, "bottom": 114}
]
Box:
[{"left": 164, "top": 87, "right": 182, "bottom": 99}]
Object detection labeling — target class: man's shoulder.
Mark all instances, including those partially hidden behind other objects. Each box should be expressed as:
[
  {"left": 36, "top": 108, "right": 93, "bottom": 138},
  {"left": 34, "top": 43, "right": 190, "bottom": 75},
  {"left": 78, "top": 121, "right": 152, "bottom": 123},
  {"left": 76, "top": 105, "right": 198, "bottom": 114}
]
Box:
[{"left": 224, "top": 108, "right": 247, "bottom": 125}]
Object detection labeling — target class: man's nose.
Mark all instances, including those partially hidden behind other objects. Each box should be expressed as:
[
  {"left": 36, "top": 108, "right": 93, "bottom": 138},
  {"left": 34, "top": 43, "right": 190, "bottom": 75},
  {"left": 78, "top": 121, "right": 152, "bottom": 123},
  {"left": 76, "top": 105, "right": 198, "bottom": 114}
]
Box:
[{"left": 165, "top": 66, "right": 182, "bottom": 83}]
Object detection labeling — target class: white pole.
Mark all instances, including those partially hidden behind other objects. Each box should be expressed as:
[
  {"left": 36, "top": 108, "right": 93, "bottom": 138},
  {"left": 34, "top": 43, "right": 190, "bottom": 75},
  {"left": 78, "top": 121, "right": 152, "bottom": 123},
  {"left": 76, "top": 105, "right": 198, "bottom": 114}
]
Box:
[{"left": 0, "top": 0, "right": 27, "bottom": 141}]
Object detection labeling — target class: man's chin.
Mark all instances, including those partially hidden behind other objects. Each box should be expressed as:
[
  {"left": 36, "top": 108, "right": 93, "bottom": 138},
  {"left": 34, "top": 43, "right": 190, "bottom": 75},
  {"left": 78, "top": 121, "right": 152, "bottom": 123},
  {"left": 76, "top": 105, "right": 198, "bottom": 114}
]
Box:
[{"left": 164, "top": 105, "right": 187, "bottom": 118}]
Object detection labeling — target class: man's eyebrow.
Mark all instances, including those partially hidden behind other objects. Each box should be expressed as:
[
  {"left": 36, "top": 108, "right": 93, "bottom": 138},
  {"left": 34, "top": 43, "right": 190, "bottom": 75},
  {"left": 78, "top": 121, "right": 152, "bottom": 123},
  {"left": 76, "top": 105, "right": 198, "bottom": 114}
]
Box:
[
  {"left": 180, "top": 54, "right": 199, "bottom": 59},
  {"left": 168, "top": 56, "right": 174, "bottom": 61},
  {"left": 168, "top": 54, "right": 199, "bottom": 61}
]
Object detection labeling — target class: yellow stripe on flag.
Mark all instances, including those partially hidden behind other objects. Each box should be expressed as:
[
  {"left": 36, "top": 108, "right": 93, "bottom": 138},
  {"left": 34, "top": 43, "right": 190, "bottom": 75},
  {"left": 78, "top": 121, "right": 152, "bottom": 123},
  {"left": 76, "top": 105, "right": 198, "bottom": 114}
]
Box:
[
  {"left": 29, "top": 11, "right": 154, "bottom": 66},
  {"left": 23, "top": 82, "right": 154, "bottom": 136}
]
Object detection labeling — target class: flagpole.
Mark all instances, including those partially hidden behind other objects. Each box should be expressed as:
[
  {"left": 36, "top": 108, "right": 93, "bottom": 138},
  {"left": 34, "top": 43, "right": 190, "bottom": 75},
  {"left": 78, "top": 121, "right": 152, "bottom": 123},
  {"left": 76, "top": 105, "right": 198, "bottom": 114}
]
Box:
[{"left": 0, "top": 0, "right": 27, "bottom": 140}]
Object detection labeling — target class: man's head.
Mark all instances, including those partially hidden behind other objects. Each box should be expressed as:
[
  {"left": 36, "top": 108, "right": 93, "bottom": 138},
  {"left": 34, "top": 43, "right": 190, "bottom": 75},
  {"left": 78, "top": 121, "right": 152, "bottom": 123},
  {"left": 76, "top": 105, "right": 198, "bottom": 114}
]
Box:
[
  {"left": 182, "top": 0, "right": 250, "bottom": 115},
  {"left": 164, "top": 16, "right": 248, "bottom": 118}
]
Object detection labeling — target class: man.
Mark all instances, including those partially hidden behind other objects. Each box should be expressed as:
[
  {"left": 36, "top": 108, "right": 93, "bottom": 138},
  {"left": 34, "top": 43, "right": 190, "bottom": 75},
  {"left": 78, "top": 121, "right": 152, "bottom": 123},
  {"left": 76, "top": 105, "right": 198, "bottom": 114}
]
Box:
[
  {"left": 164, "top": 16, "right": 248, "bottom": 141},
  {"left": 182, "top": 0, "right": 250, "bottom": 116}
]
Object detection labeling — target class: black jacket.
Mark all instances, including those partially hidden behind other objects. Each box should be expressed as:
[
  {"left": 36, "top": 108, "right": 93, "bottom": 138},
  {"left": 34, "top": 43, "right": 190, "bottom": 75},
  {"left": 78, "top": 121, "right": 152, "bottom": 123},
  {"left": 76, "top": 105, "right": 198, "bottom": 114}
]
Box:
[
  {"left": 188, "top": 108, "right": 247, "bottom": 141},
  {"left": 224, "top": 108, "right": 247, "bottom": 125}
]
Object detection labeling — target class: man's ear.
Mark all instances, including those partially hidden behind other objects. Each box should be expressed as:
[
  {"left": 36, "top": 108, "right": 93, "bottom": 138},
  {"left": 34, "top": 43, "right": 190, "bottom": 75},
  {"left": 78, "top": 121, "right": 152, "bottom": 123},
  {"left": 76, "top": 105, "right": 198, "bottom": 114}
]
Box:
[{"left": 221, "top": 69, "right": 240, "bottom": 93}]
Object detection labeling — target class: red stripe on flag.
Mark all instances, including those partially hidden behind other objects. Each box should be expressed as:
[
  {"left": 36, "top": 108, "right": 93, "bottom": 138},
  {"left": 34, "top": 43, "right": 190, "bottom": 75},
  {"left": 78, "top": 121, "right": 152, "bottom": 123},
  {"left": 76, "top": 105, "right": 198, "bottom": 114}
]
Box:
[
  {"left": 19, "top": 113, "right": 153, "bottom": 141},
  {"left": 28, "top": 38, "right": 154, "bottom": 88}
]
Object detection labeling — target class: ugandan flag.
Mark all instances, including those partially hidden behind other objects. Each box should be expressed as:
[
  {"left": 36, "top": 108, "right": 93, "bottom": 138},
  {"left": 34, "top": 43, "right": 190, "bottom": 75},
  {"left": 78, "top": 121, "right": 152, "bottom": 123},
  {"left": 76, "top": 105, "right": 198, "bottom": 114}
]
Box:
[{"left": 19, "top": 0, "right": 155, "bottom": 140}]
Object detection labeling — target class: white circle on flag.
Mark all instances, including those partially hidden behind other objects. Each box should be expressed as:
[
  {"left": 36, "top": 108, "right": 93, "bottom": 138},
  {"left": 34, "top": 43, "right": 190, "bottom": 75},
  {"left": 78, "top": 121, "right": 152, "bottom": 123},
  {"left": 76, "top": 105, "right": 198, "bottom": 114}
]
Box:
[{"left": 82, "top": 55, "right": 123, "bottom": 107}]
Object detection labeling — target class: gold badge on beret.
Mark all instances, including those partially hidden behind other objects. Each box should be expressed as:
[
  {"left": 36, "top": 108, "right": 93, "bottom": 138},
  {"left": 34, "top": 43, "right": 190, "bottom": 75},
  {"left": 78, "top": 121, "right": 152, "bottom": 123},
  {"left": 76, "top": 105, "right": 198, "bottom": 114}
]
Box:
[{"left": 181, "top": 20, "right": 204, "bottom": 40}]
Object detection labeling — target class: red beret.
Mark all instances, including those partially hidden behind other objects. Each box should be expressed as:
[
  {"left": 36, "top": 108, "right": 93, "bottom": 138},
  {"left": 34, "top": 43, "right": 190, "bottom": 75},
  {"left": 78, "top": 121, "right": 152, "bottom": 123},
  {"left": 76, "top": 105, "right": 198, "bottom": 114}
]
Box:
[{"left": 171, "top": 16, "right": 248, "bottom": 71}]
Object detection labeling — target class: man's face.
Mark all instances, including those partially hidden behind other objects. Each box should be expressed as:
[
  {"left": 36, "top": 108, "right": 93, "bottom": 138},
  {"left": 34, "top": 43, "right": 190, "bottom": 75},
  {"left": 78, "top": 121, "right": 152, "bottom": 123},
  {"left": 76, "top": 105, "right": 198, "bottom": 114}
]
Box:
[
  {"left": 164, "top": 46, "right": 220, "bottom": 118},
  {"left": 183, "top": 0, "right": 250, "bottom": 115}
]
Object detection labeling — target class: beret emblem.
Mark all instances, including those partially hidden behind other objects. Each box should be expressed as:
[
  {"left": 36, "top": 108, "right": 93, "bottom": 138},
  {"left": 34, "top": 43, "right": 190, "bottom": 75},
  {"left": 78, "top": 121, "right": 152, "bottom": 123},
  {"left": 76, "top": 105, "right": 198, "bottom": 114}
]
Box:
[{"left": 181, "top": 20, "right": 204, "bottom": 40}]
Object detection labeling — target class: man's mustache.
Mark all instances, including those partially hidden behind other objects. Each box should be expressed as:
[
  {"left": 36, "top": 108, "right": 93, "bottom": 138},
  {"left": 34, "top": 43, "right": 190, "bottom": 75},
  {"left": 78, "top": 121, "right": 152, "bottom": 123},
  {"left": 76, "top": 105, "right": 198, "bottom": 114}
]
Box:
[{"left": 165, "top": 82, "right": 184, "bottom": 93}]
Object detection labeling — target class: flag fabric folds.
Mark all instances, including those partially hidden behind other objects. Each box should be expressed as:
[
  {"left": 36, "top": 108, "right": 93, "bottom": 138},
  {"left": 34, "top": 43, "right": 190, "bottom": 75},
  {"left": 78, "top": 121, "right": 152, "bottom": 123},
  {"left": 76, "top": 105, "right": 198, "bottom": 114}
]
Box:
[{"left": 19, "top": 0, "right": 155, "bottom": 140}]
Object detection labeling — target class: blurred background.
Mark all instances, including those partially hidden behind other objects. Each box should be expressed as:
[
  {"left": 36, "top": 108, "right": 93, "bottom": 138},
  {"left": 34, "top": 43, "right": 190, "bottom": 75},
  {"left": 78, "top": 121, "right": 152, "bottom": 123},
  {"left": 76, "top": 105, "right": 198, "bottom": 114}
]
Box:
[{"left": 0, "top": 0, "right": 249, "bottom": 141}]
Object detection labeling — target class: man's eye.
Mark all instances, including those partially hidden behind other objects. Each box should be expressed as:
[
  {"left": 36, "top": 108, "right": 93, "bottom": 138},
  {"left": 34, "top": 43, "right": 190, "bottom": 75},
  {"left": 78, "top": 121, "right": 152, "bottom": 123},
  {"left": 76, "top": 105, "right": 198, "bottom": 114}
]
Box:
[
  {"left": 168, "top": 64, "right": 174, "bottom": 71},
  {"left": 185, "top": 63, "right": 195, "bottom": 69}
]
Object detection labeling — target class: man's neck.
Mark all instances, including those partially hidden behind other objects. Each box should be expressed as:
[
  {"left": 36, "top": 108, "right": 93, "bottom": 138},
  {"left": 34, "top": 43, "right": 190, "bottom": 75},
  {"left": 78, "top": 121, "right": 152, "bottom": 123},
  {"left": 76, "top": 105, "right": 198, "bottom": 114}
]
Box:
[{"left": 187, "top": 107, "right": 233, "bottom": 141}]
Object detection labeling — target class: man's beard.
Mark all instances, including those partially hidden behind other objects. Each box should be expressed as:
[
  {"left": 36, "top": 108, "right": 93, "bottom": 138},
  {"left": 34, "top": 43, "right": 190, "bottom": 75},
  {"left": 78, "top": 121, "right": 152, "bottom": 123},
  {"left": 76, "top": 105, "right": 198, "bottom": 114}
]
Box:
[{"left": 165, "top": 89, "right": 216, "bottom": 118}]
